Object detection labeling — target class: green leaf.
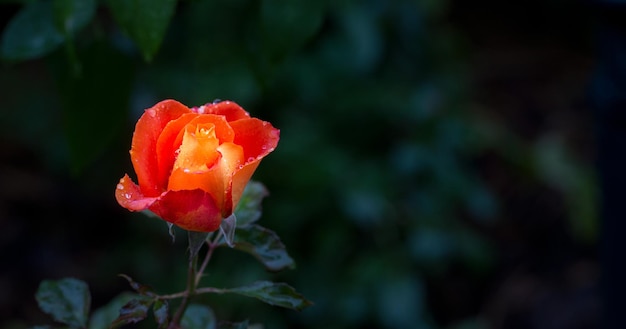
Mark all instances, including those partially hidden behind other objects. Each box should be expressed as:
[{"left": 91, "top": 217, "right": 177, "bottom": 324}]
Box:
[
  {"left": 234, "top": 181, "right": 268, "bottom": 227},
  {"left": 52, "top": 0, "right": 96, "bottom": 36},
  {"left": 153, "top": 299, "right": 170, "bottom": 328},
  {"left": 118, "top": 274, "right": 156, "bottom": 297},
  {"left": 105, "top": 0, "right": 177, "bottom": 61},
  {"left": 218, "top": 320, "right": 249, "bottom": 329},
  {"left": 234, "top": 224, "right": 295, "bottom": 272},
  {"left": 229, "top": 281, "right": 313, "bottom": 311},
  {"left": 110, "top": 298, "right": 153, "bottom": 327},
  {"left": 181, "top": 304, "right": 216, "bottom": 329},
  {"left": 1, "top": 1, "right": 65, "bottom": 61},
  {"left": 89, "top": 292, "right": 138, "bottom": 329},
  {"left": 35, "top": 278, "right": 91, "bottom": 328}
]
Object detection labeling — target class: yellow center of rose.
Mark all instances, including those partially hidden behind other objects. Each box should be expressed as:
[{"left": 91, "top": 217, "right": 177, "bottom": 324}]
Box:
[
  {"left": 167, "top": 121, "right": 244, "bottom": 215},
  {"left": 170, "top": 123, "right": 220, "bottom": 174}
]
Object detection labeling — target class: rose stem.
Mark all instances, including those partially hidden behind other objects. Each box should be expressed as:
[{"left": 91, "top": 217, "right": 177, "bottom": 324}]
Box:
[
  {"left": 169, "top": 251, "right": 198, "bottom": 328},
  {"left": 168, "top": 231, "right": 223, "bottom": 327}
]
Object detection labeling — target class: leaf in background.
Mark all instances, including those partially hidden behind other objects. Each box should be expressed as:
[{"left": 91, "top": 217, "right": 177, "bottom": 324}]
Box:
[
  {"left": 234, "top": 224, "right": 295, "bottom": 272},
  {"left": 153, "top": 299, "right": 170, "bottom": 328},
  {"left": 106, "top": 0, "right": 177, "bottom": 61},
  {"left": 218, "top": 320, "right": 249, "bottom": 329},
  {"left": 52, "top": 0, "right": 96, "bottom": 36},
  {"left": 376, "top": 276, "right": 429, "bottom": 329},
  {"left": 234, "top": 181, "right": 268, "bottom": 227},
  {"left": 118, "top": 274, "right": 157, "bottom": 297},
  {"left": 50, "top": 40, "right": 133, "bottom": 173},
  {"left": 455, "top": 229, "right": 494, "bottom": 275},
  {"left": 229, "top": 281, "right": 313, "bottom": 311},
  {"left": 533, "top": 134, "right": 598, "bottom": 243},
  {"left": 35, "top": 278, "right": 91, "bottom": 328},
  {"left": 110, "top": 298, "right": 153, "bottom": 327},
  {"left": 259, "top": 0, "right": 325, "bottom": 62},
  {"left": 1, "top": 1, "right": 65, "bottom": 61},
  {"left": 89, "top": 292, "right": 138, "bottom": 329},
  {"left": 181, "top": 304, "right": 217, "bottom": 329},
  {"left": 408, "top": 227, "right": 453, "bottom": 274}
]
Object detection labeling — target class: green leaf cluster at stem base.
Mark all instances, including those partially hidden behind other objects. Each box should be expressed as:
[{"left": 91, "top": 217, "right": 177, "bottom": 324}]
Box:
[{"left": 31, "top": 181, "right": 311, "bottom": 328}]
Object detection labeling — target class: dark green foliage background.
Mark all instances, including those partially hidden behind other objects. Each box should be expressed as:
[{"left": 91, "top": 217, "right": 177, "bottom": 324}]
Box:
[{"left": 0, "top": 0, "right": 598, "bottom": 328}]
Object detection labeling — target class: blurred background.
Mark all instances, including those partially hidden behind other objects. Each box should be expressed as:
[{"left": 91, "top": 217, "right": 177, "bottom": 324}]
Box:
[{"left": 0, "top": 0, "right": 610, "bottom": 328}]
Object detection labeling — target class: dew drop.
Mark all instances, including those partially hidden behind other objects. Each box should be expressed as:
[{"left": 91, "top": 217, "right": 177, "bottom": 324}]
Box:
[
  {"left": 247, "top": 157, "right": 256, "bottom": 163},
  {"left": 146, "top": 109, "right": 156, "bottom": 117},
  {"left": 183, "top": 168, "right": 191, "bottom": 173},
  {"left": 124, "top": 193, "right": 131, "bottom": 199},
  {"left": 117, "top": 183, "right": 124, "bottom": 190},
  {"left": 212, "top": 99, "right": 222, "bottom": 104}
]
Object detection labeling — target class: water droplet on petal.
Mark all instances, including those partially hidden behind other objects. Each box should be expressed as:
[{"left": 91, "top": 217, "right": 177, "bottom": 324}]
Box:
[
  {"left": 146, "top": 109, "right": 156, "bottom": 117},
  {"left": 183, "top": 168, "right": 191, "bottom": 173},
  {"left": 124, "top": 193, "right": 131, "bottom": 199},
  {"left": 212, "top": 99, "right": 222, "bottom": 104},
  {"left": 247, "top": 157, "right": 256, "bottom": 163},
  {"left": 117, "top": 183, "right": 124, "bottom": 190}
]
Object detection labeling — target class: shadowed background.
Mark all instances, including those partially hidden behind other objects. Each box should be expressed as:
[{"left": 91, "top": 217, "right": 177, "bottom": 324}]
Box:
[{"left": 0, "top": 0, "right": 612, "bottom": 328}]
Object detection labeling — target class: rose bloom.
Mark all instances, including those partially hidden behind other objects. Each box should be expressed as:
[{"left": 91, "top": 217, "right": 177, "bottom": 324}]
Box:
[{"left": 115, "top": 99, "right": 279, "bottom": 232}]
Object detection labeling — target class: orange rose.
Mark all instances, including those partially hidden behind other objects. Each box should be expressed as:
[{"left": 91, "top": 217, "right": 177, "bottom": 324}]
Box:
[{"left": 115, "top": 99, "right": 279, "bottom": 232}]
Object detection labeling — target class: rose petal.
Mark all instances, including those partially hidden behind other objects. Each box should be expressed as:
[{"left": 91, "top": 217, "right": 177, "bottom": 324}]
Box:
[
  {"left": 167, "top": 125, "right": 222, "bottom": 193},
  {"left": 184, "top": 114, "right": 237, "bottom": 143},
  {"left": 149, "top": 189, "right": 222, "bottom": 232},
  {"left": 232, "top": 160, "right": 260, "bottom": 208},
  {"left": 155, "top": 113, "right": 197, "bottom": 188},
  {"left": 229, "top": 118, "right": 280, "bottom": 161},
  {"left": 215, "top": 142, "right": 246, "bottom": 215},
  {"left": 115, "top": 174, "right": 159, "bottom": 211},
  {"left": 168, "top": 136, "right": 244, "bottom": 216},
  {"left": 156, "top": 114, "right": 238, "bottom": 189},
  {"left": 131, "top": 100, "right": 191, "bottom": 196},
  {"left": 228, "top": 118, "right": 279, "bottom": 209},
  {"left": 199, "top": 101, "right": 251, "bottom": 121}
]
